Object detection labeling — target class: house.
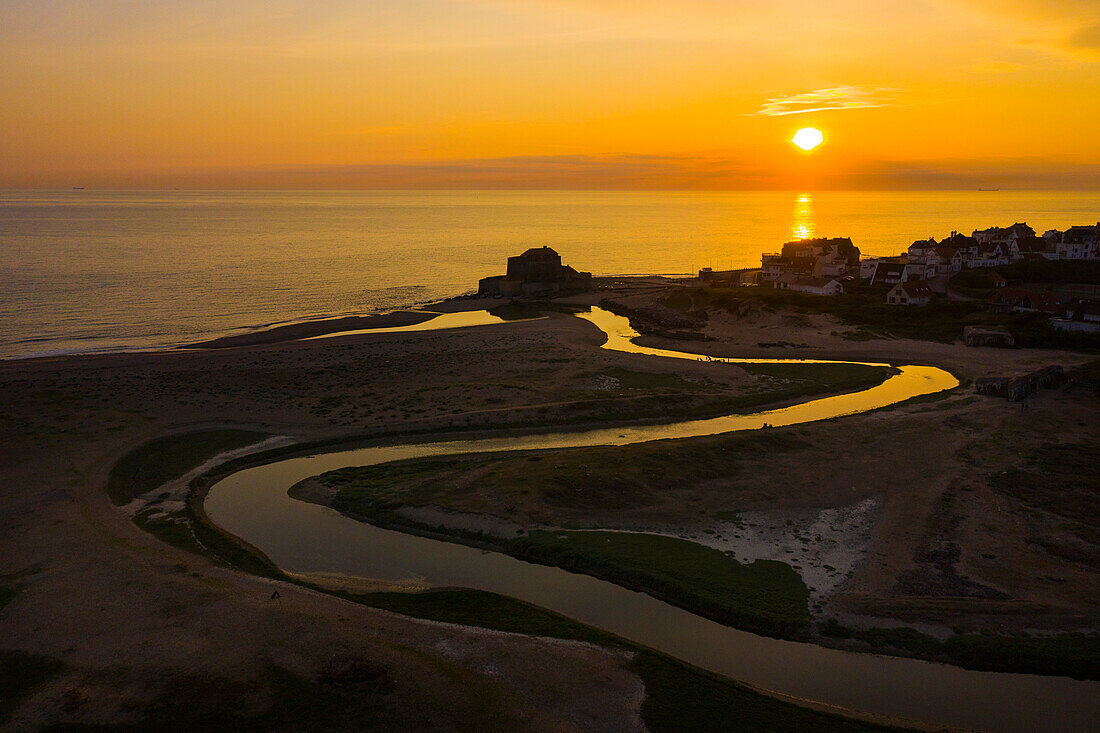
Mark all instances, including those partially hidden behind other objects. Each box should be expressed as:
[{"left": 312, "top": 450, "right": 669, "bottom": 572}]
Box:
[
  {"left": 760, "top": 253, "right": 794, "bottom": 281},
  {"left": 1052, "top": 299, "right": 1100, "bottom": 332},
  {"left": 907, "top": 238, "right": 938, "bottom": 259},
  {"left": 761, "top": 237, "right": 860, "bottom": 282},
  {"left": 1016, "top": 236, "right": 1056, "bottom": 259},
  {"left": 886, "top": 280, "right": 933, "bottom": 305},
  {"left": 773, "top": 274, "right": 844, "bottom": 295},
  {"left": 969, "top": 241, "right": 1007, "bottom": 268},
  {"left": 859, "top": 257, "right": 883, "bottom": 280},
  {"left": 987, "top": 288, "right": 1067, "bottom": 315},
  {"left": 932, "top": 246, "right": 963, "bottom": 274},
  {"left": 1058, "top": 223, "right": 1100, "bottom": 260},
  {"left": 478, "top": 246, "right": 592, "bottom": 297},
  {"left": 940, "top": 232, "right": 979, "bottom": 260},
  {"left": 906, "top": 239, "right": 943, "bottom": 275},
  {"left": 816, "top": 249, "right": 853, "bottom": 277},
  {"left": 904, "top": 259, "right": 938, "bottom": 281},
  {"left": 869, "top": 261, "right": 906, "bottom": 288},
  {"left": 973, "top": 222, "right": 1034, "bottom": 249}
]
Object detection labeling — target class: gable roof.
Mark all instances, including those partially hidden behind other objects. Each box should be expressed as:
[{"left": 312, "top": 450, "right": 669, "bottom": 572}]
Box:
[
  {"left": 941, "top": 233, "right": 977, "bottom": 248},
  {"left": 899, "top": 280, "right": 933, "bottom": 298},
  {"left": 1015, "top": 236, "right": 1051, "bottom": 253}
]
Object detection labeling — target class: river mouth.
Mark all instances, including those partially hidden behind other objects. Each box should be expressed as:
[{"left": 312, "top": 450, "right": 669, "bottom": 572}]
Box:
[{"left": 203, "top": 307, "right": 1098, "bottom": 733}]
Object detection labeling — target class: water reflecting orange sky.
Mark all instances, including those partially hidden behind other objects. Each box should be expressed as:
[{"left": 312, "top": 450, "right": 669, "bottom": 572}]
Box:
[{"left": 790, "top": 194, "right": 816, "bottom": 241}]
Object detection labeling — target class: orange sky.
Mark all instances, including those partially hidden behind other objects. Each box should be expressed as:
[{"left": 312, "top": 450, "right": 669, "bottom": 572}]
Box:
[{"left": 1, "top": 0, "right": 1098, "bottom": 189}]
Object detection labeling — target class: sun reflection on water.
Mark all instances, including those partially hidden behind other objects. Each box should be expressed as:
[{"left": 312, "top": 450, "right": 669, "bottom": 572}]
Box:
[{"left": 790, "top": 193, "right": 815, "bottom": 241}]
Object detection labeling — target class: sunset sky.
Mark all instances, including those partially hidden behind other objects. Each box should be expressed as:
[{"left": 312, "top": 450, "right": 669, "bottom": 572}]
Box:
[{"left": 2, "top": 0, "right": 1098, "bottom": 189}]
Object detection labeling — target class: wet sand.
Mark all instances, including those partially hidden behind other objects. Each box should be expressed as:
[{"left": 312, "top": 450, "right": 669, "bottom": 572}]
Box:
[{"left": 186, "top": 310, "right": 438, "bottom": 348}]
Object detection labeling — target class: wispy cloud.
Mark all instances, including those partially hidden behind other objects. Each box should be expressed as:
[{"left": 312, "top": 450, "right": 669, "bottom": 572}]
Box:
[{"left": 755, "top": 86, "right": 899, "bottom": 116}]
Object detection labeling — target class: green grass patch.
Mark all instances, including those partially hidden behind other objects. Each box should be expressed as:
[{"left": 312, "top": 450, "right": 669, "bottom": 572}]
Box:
[
  {"left": 107, "top": 429, "right": 269, "bottom": 505},
  {"left": 819, "top": 620, "right": 1100, "bottom": 680},
  {"left": 631, "top": 652, "right": 901, "bottom": 732},
  {"left": 818, "top": 621, "right": 941, "bottom": 656},
  {"left": 323, "top": 444, "right": 813, "bottom": 637},
  {"left": 944, "top": 633, "right": 1100, "bottom": 680},
  {"left": 512, "top": 530, "right": 809, "bottom": 637},
  {"left": 351, "top": 588, "right": 623, "bottom": 647},
  {"left": 600, "top": 361, "right": 894, "bottom": 422},
  {"left": 0, "top": 650, "right": 64, "bottom": 724},
  {"left": 327, "top": 431, "right": 810, "bottom": 514}
]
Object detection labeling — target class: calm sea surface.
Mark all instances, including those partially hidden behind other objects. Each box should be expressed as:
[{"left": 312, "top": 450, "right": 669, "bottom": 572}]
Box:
[{"left": 2, "top": 189, "right": 1098, "bottom": 359}]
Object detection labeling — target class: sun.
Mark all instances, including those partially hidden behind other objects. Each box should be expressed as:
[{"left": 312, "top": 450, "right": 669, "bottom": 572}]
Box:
[{"left": 792, "top": 127, "right": 824, "bottom": 151}]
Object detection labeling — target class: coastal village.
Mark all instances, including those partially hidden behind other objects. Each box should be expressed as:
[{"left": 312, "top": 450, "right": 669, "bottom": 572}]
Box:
[
  {"left": 689, "top": 221, "right": 1100, "bottom": 332},
  {"left": 477, "top": 222, "right": 1100, "bottom": 336}
]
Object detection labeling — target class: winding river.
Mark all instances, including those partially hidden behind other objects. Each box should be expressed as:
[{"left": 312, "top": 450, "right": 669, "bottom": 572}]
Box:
[{"left": 205, "top": 308, "right": 1098, "bottom": 733}]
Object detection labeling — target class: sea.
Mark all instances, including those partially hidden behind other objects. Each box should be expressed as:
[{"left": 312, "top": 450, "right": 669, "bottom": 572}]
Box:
[{"left": 2, "top": 189, "right": 1098, "bottom": 359}]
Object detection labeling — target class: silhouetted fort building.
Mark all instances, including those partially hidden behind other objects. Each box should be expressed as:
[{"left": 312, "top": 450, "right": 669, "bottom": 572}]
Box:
[{"left": 478, "top": 246, "right": 592, "bottom": 297}]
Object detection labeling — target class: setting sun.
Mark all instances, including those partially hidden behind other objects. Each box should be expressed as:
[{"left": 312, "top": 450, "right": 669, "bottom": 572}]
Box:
[{"left": 792, "top": 128, "right": 824, "bottom": 151}]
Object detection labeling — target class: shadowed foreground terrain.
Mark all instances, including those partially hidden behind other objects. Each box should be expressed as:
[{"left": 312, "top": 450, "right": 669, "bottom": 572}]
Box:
[{"left": 0, "top": 307, "right": 924, "bottom": 732}]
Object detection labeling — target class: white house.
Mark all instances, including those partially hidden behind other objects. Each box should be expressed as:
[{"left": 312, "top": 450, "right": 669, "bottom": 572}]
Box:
[
  {"left": 886, "top": 280, "right": 934, "bottom": 306},
  {"left": 904, "top": 259, "right": 938, "bottom": 281},
  {"left": 1058, "top": 224, "right": 1100, "bottom": 260},
  {"left": 932, "top": 247, "right": 963, "bottom": 274},
  {"left": 870, "top": 261, "right": 907, "bottom": 288},
  {"left": 968, "top": 241, "right": 1008, "bottom": 268},
  {"left": 859, "top": 257, "right": 883, "bottom": 280}
]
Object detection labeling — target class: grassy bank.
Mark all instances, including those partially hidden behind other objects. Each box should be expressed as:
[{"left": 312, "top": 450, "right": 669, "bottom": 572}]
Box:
[
  {"left": 324, "top": 430, "right": 809, "bottom": 514},
  {"left": 106, "top": 429, "right": 283, "bottom": 577},
  {"left": 631, "top": 653, "right": 901, "bottom": 733},
  {"left": 107, "top": 429, "right": 269, "bottom": 505},
  {"left": 325, "top": 447, "right": 812, "bottom": 637},
  {"left": 512, "top": 530, "right": 809, "bottom": 636},
  {"left": 350, "top": 588, "right": 623, "bottom": 647},
  {"left": 819, "top": 620, "right": 1100, "bottom": 680}
]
